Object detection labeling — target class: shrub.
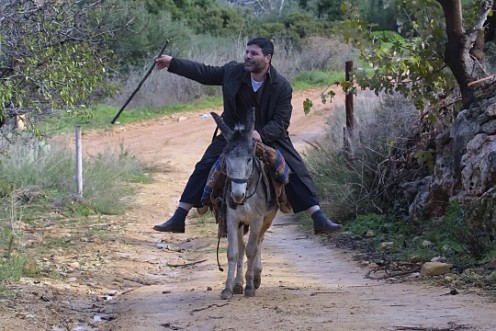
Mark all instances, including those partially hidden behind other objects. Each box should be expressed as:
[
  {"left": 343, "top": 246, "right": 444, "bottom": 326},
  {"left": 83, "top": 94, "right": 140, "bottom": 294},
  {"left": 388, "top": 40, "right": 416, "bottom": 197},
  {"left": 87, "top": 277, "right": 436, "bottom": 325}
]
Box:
[{"left": 306, "top": 92, "right": 419, "bottom": 220}]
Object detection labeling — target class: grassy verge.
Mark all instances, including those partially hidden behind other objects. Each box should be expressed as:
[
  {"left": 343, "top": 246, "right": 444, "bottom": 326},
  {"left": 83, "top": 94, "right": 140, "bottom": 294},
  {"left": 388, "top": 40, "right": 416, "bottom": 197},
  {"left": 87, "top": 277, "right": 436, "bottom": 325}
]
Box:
[
  {"left": 0, "top": 140, "right": 151, "bottom": 290},
  {"left": 292, "top": 70, "right": 345, "bottom": 90},
  {"left": 41, "top": 96, "right": 224, "bottom": 135}
]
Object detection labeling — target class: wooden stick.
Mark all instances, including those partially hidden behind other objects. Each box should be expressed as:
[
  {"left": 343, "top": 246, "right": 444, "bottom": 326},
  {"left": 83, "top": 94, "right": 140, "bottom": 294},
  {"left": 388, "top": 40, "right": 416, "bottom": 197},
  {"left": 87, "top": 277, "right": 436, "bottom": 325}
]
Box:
[
  {"left": 468, "top": 74, "right": 496, "bottom": 87},
  {"left": 111, "top": 40, "right": 169, "bottom": 124}
]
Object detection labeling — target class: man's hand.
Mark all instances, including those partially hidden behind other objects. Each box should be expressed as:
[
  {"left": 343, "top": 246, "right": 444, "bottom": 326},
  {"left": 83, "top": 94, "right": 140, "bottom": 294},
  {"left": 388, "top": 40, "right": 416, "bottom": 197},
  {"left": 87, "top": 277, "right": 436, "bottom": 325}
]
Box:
[
  {"left": 252, "top": 130, "right": 262, "bottom": 142},
  {"left": 155, "top": 55, "right": 173, "bottom": 70}
]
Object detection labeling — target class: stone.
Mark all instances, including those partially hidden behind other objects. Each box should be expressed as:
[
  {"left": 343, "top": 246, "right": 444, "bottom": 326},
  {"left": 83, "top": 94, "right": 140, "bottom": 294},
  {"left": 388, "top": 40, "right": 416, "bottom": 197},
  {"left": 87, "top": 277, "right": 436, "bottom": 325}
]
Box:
[
  {"left": 461, "top": 134, "right": 496, "bottom": 195},
  {"left": 379, "top": 242, "right": 394, "bottom": 250},
  {"left": 420, "top": 262, "right": 453, "bottom": 276}
]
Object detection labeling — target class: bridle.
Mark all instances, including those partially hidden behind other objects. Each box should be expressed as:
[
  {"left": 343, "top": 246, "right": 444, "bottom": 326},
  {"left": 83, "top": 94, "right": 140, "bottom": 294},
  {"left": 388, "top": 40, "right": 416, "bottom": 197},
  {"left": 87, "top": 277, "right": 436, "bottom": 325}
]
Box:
[{"left": 226, "top": 155, "right": 263, "bottom": 206}]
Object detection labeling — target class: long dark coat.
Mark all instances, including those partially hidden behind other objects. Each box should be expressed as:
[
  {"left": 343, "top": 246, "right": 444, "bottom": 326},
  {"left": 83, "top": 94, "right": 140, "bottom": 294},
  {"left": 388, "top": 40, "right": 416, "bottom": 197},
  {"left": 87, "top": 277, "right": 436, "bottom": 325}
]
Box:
[{"left": 168, "top": 58, "right": 318, "bottom": 198}]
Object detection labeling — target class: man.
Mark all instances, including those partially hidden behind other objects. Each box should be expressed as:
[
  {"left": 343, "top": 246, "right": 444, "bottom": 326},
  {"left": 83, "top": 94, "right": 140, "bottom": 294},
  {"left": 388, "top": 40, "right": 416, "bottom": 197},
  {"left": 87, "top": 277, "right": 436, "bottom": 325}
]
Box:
[{"left": 153, "top": 36, "right": 341, "bottom": 234}]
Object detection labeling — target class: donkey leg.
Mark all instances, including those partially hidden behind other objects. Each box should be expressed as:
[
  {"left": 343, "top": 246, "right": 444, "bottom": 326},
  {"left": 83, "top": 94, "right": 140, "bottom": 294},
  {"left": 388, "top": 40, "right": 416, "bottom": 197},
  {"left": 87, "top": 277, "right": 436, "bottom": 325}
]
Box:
[
  {"left": 244, "top": 224, "right": 262, "bottom": 297},
  {"left": 255, "top": 214, "right": 275, "bottom": 289},
  {"left": 221, "top": 220, "right": 239, "bottom": 300},
  {"left": 233, "top": 227, "right": 245, "bottom": 295},
  {"left": 254, "top": 238, "right": 263, "bottom": 289}
]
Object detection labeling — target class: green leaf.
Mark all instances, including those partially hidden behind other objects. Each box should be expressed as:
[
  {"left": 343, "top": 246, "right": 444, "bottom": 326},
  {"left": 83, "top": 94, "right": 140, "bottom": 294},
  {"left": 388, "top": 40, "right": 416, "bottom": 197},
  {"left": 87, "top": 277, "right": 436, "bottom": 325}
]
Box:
[{"left": 303, "top": 98, "right": 313, "bottom": 115}]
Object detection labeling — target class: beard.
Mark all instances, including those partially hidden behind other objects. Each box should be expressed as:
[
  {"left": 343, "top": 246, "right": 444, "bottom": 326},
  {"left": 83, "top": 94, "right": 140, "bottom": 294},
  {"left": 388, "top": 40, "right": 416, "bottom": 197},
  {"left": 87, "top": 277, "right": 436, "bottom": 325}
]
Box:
[{"left": 244, "top": 60, "right": 265, "bottom": 73}]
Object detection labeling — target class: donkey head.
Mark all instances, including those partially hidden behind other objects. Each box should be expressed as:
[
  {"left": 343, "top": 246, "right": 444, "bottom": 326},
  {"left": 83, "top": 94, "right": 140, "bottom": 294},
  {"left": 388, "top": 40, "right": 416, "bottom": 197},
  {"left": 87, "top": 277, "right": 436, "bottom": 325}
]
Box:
[{"left": 211, "top": 109, "right": 255, "bottom": 204}]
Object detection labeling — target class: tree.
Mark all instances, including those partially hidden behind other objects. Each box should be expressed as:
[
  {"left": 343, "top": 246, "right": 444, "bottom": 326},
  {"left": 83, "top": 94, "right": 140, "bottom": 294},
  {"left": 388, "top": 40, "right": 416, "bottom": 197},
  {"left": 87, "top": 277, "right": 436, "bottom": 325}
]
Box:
[
  {"left": 0, "top": 0, "right": 118, "bottom": 132},
  {"left": 437, "top": 0, "right": 494, "bottom": 107},
  {"left": 341, "top": 0, "right": 494, "bottom": 110}
]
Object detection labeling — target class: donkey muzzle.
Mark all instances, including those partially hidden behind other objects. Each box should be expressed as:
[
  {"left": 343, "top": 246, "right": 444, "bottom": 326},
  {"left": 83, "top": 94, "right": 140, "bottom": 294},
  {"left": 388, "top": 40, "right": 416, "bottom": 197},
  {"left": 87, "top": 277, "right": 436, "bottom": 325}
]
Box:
[{"left": 230, "top": 178, "right": 248, "bottom": 204}]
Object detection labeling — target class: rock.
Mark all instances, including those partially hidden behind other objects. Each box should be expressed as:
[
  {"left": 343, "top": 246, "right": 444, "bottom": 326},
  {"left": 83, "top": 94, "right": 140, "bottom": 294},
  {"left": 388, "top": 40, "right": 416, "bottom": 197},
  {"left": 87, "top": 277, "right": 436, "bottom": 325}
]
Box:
[
  {"left": 431, "top": 256, "right": 447, "bottom": 263},
  {"left": 365, "top": 230, "right": 375, "bottom": 238},
  {"left": 379, "top": 242, "right": 394, "bottom": 250},
  {"left": 461, "top": 133, "right": 496, "bottom": 195},
  {"left": 420, "top": 262, "right": 453, "bottom": 276},
  {"left": 408, "top": 255, "right": 424, "bottom": 263},
  {"left": 177, "top": 116, "right": 188, "bottom": 122},
  {"left": 421, "top": 240, "right": 433, "bottom": 248}
]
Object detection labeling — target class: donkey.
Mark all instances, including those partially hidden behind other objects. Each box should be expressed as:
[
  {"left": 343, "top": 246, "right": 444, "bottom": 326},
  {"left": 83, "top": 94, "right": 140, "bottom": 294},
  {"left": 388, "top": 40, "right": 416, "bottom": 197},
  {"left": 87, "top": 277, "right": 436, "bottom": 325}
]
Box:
[{"left": 211, "top": 110, "right": 279, "bottom": 300}]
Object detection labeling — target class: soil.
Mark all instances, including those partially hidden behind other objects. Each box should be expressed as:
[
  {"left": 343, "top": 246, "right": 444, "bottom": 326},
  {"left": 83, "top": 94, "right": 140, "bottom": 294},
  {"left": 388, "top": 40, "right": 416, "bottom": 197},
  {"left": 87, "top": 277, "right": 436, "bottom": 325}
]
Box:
[{"left": 2, "top": 87, "right": 496, "bottom": 331}]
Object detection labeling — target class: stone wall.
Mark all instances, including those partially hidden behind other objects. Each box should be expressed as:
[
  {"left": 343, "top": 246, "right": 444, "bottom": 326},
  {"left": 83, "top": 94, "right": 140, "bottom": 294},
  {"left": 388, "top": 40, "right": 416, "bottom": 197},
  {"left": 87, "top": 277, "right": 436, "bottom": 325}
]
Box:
[{"left": 405, "top": 95, "right": 496, "bottom": 236}]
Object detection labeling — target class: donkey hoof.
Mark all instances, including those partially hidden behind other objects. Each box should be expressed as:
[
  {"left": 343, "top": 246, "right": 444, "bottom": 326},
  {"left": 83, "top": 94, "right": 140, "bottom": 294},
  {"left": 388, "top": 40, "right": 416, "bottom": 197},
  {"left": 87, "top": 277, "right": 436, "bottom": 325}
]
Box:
[
  {"left": 244, "top": 287, "right": 256, "bottom": 297},
  {"left": 221, "top": 289, "right": 233, "bottom": 300},
  {"left": 233, "top": 284, "right": 244, "bottom": 295},
  {"left": 254, "top": 276, "right": 261, "bottom": 289}
]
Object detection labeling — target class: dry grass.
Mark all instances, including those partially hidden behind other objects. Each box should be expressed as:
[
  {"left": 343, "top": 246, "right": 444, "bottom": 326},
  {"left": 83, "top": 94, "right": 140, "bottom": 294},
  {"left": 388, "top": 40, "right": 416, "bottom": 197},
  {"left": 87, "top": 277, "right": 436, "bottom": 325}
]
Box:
[
  {"left": 110, "top": 36, "right": 356, "bottom": 109},
  {"left": 306, "top": 92, "right": 420, "bottom": 220}
]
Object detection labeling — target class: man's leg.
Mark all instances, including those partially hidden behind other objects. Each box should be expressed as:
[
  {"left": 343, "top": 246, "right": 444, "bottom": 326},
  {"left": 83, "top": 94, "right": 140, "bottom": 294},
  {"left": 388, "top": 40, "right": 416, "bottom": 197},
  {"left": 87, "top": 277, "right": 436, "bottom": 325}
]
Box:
[
  {"left": 285, "top": 174, "right": 342, "bottom": 234},
  {"left": 153, "top": 136, "right": 226, "bottom": 233}
]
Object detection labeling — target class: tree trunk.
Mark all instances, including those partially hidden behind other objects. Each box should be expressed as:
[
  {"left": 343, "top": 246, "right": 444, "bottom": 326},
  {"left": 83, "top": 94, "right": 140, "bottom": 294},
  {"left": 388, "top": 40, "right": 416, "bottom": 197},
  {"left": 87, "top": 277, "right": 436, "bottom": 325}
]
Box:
[
  {"left": 485, "top": 2, "right": 496, "bottom": 42},
  {"left": 437, "top": 0, "right": 494, "bottom": 108}
]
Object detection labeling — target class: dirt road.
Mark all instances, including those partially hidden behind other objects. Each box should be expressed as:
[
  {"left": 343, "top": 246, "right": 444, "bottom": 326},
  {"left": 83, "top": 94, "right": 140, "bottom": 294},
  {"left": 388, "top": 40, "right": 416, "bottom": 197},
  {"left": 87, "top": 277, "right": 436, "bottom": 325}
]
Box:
[{"left": 64, "top": 88, "right": 496, "bottom": 330}]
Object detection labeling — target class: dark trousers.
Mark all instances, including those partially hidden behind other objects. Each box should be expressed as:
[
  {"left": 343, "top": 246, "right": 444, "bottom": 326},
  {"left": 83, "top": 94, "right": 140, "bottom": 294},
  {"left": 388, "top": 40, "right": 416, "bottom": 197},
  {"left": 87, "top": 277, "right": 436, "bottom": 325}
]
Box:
[{"left": 180, "top": 136, "right": 319, "bottom": 213}]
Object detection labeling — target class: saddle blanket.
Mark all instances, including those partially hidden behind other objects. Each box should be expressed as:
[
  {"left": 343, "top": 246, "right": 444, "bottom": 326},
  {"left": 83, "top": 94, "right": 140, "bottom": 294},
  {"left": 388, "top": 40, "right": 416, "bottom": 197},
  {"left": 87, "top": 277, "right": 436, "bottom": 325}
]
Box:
[{"left": 201, "top": 141, "right": 290, "bottom": 206}]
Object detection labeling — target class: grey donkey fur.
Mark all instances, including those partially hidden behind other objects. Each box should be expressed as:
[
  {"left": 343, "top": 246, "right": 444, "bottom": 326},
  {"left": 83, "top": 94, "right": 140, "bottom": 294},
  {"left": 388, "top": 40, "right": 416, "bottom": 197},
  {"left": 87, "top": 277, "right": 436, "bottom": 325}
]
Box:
[{"left": 211, "top": 109, "right": 278, "bottom": 300}]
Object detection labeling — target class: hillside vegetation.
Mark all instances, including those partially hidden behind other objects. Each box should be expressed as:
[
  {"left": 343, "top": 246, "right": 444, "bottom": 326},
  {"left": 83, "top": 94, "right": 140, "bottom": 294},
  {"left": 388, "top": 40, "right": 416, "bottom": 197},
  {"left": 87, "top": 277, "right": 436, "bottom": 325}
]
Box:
[{"left": 1, "top": 0, "right": 496, "bottom": 293}]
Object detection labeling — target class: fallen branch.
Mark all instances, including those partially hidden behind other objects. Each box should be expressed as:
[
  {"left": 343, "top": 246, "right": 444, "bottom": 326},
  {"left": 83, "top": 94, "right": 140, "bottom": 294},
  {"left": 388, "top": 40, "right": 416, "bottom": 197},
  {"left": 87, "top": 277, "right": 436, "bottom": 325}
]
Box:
[
  {"left": 468, "top": 74, "right": 496, "bottom": 87},
  {"left": 393, "top": 325, "right": 467, "bottom": 331},
  {"left": 310, "top": 291, "right": 344, "bottom": 296},
  {"left": 190, "top": 303, "right": 229, "bottom": 315},
  {"left": 166, "top": 259, "right": 207, "bottom": 268},
  {"left": 365, "top": 266, "right": 421, "bottom": 280}
]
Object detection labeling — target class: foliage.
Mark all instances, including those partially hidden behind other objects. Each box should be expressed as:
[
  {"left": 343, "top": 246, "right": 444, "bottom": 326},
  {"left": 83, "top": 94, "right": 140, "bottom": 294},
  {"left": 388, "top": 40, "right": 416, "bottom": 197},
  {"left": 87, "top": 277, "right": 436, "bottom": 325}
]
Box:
[
  {"left": 0, "top": 0, "right": 117, "bottom": 133},
  {"left": 298, "top": 0, "right": 345, "bottom": 20},
  {"left": 144, "top": 0, "right": 246, "bottom": 36},
  {"left": 249, "top": 12, "right": 334, "bottom": 47},
  {"left": 307, "top": 93, "right": 421, "bottom": 220},
  {"left": 439, "top": 202, "right": 494, "bottom": 260},
  {"left": 201, "top": 7, "right": 246, "bottom": 37},
  {"left": 339, "top": 15, "right": 453, "bottom": 110},
  {"left": 105, "top": 0, "right": 194, "bottom": 67},
  {"left": 338, "top": 0, "right": 495, "bottom": 111},
  {"left": 355, "top": 0, "right": 397, "bottom": 31},
  {"left": 343, "top": 201, "right": 495, "bottom": 266}
]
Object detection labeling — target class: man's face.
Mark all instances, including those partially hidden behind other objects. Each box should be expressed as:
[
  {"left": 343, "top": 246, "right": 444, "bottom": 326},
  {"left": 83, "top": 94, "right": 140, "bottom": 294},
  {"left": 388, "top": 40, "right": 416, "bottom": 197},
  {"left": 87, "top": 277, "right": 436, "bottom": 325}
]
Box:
[{"left": 244, "top": 44, "right": 271, "bottom": 74}]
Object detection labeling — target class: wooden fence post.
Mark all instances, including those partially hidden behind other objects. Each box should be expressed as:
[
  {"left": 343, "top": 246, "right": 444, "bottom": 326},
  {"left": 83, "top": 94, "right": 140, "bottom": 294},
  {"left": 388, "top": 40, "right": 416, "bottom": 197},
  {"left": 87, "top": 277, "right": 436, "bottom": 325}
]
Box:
[
  {"left": 344, "top": 60, "right": 354, "bottom": 151},
  {"left": 75, "top": 126, "right": 83, "bottom": 198}
]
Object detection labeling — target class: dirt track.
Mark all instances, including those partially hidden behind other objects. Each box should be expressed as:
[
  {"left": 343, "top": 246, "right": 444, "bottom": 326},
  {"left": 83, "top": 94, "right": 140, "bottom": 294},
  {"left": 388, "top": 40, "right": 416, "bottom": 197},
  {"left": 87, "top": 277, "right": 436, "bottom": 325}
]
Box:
[
  {"left": 76, "top": 87, "right": 496, "bottom": 331},
  {"left": 28, "top": 88, "right": 496, "bottom": 330}
]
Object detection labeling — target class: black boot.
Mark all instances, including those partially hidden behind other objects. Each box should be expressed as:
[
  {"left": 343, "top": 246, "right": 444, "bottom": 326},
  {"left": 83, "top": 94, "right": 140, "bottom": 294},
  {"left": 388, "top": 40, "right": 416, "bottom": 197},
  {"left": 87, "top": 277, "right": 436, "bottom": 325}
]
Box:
[
  {"left": 311, "top": 209, "right": 342, "bottom": 234},
  {"left": 153, "top": 207, "right": 187, "bottom": 233}
]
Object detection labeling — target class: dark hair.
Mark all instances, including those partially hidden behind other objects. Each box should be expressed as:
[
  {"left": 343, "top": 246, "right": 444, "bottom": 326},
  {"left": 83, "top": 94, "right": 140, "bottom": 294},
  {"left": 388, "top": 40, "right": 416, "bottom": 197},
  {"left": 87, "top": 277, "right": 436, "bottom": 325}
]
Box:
[{"left": 247, "top": 37, "right": 274, "bottom": 57}]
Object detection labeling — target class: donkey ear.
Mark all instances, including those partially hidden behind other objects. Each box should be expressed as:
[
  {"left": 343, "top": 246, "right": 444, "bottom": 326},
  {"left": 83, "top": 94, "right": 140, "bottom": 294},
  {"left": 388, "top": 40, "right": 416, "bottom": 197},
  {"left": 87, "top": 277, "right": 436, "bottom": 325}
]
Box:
[
  {"left": 246, "top": 107, "right": 255, "bottom": 133},
  {"left": 211, "top": 112, "right": 233, "bottom": 139}
]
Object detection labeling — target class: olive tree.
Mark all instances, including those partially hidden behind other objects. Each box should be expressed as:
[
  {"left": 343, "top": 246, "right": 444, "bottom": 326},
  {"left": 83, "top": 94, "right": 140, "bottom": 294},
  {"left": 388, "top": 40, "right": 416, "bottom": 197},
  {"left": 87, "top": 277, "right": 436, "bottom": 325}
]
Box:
[{"left": 0, "top": 0, "right": 120, "bottom": 131}]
